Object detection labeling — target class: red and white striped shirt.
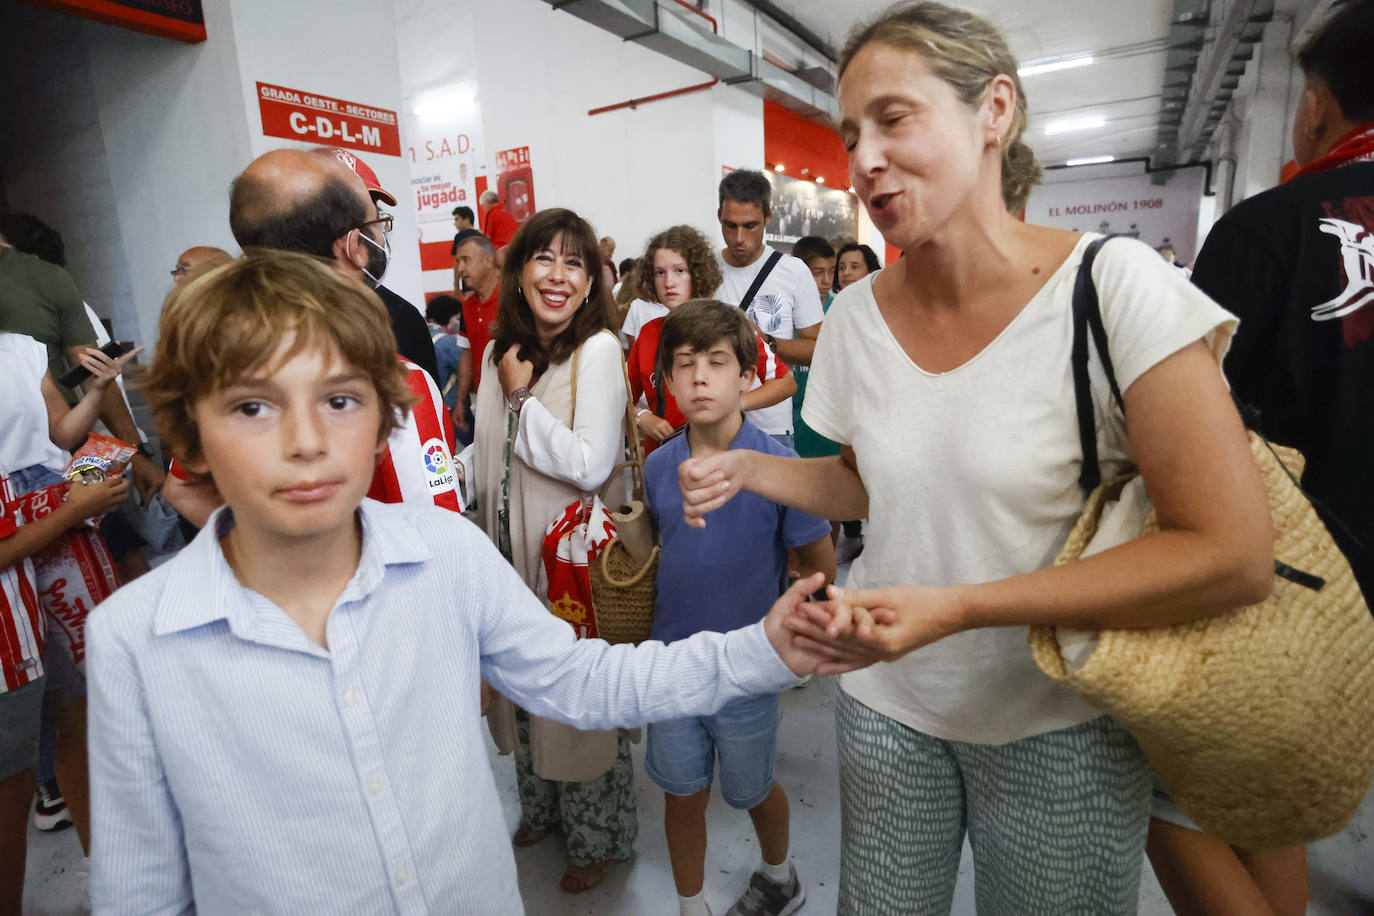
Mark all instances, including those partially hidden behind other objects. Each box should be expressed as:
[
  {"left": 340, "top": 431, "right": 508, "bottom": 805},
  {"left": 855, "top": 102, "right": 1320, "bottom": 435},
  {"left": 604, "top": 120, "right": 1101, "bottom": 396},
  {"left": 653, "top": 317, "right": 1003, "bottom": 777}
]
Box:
[
  {"left": 0, "top": 474, "right": 45, "bottom": 694},
  {"left": 367, "top": 358, "right": 463, "bottom": 512}
]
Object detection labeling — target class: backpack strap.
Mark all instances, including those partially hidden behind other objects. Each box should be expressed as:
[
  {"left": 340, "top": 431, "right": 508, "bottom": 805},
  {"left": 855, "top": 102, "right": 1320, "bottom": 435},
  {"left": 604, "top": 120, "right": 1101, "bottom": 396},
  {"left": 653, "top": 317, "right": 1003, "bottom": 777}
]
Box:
[{"left": 1071, "top": 235, "right": 1123, "bottom": 494}]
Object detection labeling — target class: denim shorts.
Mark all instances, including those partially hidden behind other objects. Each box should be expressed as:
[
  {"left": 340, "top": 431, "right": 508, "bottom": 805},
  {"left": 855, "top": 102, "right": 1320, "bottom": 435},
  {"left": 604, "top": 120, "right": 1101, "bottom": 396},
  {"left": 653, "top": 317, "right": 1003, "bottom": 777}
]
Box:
[
  {"left": 645, "top": 692, "right": 780, "bottom": 809},
  {"left": 0, "top": 678, "right": 46, "bottom": 780}
]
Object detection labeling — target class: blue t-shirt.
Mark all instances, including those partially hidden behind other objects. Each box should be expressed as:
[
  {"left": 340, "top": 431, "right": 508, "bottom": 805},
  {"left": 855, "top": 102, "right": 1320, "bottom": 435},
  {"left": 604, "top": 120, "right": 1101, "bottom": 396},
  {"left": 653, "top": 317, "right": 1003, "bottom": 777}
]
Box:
[{"left": 646, "top": 418, "right": 831, "bottom": 644}]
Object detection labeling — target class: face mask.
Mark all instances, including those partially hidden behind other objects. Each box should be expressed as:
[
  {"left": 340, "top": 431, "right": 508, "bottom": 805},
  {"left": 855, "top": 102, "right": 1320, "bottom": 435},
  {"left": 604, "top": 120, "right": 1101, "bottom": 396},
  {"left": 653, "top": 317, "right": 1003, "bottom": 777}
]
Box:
[{"left": 357, "top": 227, "right": 390, "bottom": 286}]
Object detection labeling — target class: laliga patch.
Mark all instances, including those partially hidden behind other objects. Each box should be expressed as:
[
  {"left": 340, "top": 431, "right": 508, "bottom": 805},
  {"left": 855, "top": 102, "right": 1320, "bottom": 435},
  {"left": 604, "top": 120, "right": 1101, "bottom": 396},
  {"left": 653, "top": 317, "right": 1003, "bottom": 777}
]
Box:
[{"left": 421, "top": 438, "right": 457, "bottom": 494}]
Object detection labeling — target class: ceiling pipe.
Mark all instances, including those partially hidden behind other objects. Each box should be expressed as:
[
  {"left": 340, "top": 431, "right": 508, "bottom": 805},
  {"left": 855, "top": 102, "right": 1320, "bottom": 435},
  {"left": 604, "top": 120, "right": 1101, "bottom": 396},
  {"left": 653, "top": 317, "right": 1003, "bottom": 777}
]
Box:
[
  {"left": 588, "top": 77, "right": 719, "bottom": 115},
  {"left": 665, "top": 0, "right": 715, "bottom": 32}
]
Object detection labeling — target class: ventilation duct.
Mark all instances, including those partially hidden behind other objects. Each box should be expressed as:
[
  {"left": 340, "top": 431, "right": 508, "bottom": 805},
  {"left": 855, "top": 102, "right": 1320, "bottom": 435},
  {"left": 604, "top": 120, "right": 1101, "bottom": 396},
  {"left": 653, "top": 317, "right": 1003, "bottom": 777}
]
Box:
[
  {"left": 1157, "top": 0, "right": 1275, "bottom": 169},
  {"left": 540, "top": 0, "right": 838, "bottom": 120}
]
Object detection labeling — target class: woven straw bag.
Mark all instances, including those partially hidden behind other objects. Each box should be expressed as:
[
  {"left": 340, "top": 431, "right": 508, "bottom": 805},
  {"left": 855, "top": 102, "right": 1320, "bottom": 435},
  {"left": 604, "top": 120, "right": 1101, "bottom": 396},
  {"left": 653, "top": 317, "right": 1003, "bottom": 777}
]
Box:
[
  {"left": 582, "top": 344, "right": 659, "bottom": 645},
  {"left": 1027, "top": 236, "right": 1374, "bottom": 849}
]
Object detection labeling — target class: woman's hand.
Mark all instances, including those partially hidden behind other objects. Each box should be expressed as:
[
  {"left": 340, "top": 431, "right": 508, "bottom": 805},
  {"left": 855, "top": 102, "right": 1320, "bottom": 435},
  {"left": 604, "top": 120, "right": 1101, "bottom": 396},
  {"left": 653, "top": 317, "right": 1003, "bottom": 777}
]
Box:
[
  {"left": 497, "top": 346, "right": 535, "bottom": 397},
  {"left": 79, "top": 345, "right": 143, "bottom": 391},
  {"left": 678, "top": 449, "right": 753, "bottom": 528},
  {"left": 63, "top": 478, "right": 130, "bottom": 522},
  {"left": 636, "top": 411, "right": 675, "bottom": 443},
  {"left": 783, "top": 583, "right": 968, "bottom": 667}
]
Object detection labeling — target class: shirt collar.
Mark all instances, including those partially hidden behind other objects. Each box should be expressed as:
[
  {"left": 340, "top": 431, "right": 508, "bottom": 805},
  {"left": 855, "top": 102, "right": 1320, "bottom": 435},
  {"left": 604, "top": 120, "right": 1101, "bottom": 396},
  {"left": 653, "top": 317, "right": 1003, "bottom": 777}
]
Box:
[{"left": 153, "top": 498, "right": 432, "bottom": 638}]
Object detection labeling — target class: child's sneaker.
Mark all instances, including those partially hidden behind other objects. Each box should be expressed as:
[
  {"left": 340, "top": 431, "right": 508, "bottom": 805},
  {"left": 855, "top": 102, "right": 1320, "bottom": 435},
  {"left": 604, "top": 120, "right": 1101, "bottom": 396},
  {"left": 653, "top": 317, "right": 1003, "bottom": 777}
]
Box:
[
  {"left": 726, "top": 864, "right": 805, "bottom": 916},
  {"left": 34, "top": 780, "right": 73, "bottom": 831}
]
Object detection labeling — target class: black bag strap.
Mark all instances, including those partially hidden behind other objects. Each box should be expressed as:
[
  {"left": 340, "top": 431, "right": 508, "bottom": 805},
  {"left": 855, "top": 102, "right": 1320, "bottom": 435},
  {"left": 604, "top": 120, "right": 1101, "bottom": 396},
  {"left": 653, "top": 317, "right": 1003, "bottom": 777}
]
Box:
[
  {"left": 737, "top": 250, "right": 783, "bottom": 314},
  {"left": 1070, "top": 236, "right": 1364, "bottom": 578},
  {"left": 1071, "top": 235, "right": 1124, "bottom": 494}
]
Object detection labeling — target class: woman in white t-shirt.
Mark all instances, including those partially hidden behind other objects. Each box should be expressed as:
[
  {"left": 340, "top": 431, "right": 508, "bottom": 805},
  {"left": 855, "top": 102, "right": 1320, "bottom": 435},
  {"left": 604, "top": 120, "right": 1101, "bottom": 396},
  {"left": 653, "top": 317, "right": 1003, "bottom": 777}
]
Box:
[{"left": 678, "top": 5, "right": 1271, "bottom": 914}]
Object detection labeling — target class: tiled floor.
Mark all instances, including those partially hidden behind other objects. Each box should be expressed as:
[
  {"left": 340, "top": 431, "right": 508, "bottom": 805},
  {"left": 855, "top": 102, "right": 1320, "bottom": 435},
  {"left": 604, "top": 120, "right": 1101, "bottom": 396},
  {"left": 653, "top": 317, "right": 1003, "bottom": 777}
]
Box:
[{"left": 22, "top": 672, "right": 1374, "bottom": 914}]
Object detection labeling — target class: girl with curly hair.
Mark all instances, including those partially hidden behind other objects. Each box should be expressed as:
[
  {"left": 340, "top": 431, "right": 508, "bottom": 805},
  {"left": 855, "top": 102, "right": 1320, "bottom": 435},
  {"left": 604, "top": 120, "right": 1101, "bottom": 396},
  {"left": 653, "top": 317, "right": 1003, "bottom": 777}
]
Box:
[{"left": 629, "top": 225, "right": 796, "bottom": 454}]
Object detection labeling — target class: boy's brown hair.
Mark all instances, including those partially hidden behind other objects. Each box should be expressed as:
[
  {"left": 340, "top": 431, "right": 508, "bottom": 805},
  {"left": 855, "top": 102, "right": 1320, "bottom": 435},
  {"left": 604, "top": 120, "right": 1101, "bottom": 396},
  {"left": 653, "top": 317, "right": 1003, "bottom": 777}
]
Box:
[
  {"left": 657, "top": 299, "right": 757, "bottom": 385},
  {"left": 145, "top": 248, "right": 415, "bottom": 473}
]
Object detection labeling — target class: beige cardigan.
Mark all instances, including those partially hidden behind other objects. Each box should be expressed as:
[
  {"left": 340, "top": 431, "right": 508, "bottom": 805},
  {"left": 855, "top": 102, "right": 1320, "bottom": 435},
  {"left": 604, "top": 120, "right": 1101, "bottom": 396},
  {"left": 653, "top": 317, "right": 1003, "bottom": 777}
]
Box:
[{"left": 474, "top": 331, "right": 628, "bottom": 781}]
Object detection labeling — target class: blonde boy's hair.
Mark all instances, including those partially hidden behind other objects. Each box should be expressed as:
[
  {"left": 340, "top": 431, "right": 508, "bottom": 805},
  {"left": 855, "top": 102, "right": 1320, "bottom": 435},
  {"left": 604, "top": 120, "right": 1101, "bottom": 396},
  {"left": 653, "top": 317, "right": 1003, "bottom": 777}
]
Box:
[{"left": 145, "top": 248, "right": 415, "bottom": 472}]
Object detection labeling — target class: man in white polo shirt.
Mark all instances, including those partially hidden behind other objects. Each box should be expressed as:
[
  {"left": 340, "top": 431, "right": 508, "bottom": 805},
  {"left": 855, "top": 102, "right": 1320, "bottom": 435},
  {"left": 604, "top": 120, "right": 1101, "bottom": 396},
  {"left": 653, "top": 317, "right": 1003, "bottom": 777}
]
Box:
[{"left": 715, "top": 170, "right": 824, "bottom": 448}]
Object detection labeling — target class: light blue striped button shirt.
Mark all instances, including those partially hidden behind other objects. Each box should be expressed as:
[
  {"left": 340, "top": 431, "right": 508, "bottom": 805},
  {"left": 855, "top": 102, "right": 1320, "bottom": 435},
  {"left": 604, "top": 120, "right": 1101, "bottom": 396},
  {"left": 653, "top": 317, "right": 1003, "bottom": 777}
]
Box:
[{"left": 87, "top": 499, "right": 797, "bottom": 915}]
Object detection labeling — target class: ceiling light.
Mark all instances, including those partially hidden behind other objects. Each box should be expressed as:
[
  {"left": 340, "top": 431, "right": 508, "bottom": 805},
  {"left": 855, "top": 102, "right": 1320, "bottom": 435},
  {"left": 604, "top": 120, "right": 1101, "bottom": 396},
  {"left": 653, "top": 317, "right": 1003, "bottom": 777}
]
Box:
[
  {"left": 774, "top": 164, "right": 785, "bottom": 172},
  {"left": 847, "top": 186, "right": 855, "bottom": 193},
  {"left": 1018, "top": 55, "right": 1094, "bottom": 78},
  {"left": 816, "top": 176, "right": 825, "bottom": 184},
  {"left": 1045, "top": 115, "right": 1106, "bottom": 136},
  {"left": 1065, "top": 155, "right": 1116, "bottom": 166}
]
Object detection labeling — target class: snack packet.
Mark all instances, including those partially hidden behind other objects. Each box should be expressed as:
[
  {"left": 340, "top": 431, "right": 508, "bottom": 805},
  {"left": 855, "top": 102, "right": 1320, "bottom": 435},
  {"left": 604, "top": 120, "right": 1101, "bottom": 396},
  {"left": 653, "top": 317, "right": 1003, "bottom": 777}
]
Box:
[{"left": 64, "top": 434, "right": 137, "bottom": 484}]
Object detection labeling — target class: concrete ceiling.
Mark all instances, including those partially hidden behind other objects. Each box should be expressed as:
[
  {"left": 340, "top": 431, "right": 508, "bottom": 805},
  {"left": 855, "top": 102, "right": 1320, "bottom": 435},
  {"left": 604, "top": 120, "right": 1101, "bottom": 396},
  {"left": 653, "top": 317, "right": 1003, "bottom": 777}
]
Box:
[{"left": 754, "top": 0, "right": 1182, "bottom": 166}]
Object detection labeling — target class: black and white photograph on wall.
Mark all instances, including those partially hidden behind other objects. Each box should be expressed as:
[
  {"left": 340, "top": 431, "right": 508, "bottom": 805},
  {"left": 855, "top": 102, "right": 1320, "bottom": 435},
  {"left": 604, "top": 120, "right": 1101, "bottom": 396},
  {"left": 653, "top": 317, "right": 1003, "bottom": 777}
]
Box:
[{"left": 764, "top": 171, "right": 859, "bottom": 248}]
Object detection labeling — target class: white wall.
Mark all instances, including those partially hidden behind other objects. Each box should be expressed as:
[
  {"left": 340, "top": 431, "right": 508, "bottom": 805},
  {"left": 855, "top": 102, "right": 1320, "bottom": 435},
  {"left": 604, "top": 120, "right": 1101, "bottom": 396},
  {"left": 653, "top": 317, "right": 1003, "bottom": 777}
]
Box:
[
  {"left": 1027, "top": 164, "right": 1208, "bottom": 260},
  {"left": 462, "top": 0, "right": 764, "bottom": 262},
  {"left": 228, "top": 0, "right": 424, "bottom": 307}
]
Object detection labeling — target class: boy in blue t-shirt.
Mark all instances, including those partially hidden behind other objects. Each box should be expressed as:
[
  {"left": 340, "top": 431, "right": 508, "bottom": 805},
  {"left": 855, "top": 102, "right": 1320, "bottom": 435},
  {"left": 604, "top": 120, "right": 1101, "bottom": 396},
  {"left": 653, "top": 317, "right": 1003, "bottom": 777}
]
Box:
[{"left": 645, "top": 300, "right": 835, "bottom": 916}]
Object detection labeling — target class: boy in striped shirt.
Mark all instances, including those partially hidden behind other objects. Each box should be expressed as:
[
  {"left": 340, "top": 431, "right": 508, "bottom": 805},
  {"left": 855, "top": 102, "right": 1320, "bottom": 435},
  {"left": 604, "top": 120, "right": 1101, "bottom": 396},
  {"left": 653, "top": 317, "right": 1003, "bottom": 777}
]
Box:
[{"left": 85, "top": 249, "right": 865, "bottom": 915}]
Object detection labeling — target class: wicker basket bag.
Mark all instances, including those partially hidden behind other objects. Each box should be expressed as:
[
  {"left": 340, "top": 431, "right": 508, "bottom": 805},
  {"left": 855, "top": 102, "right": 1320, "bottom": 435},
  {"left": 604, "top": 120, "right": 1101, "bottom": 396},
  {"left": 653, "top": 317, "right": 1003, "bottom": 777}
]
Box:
[
  {"left": 1027, "top": 236, "right": 1374, "bottom": 849},
  {"left": 585, "top": 351, "right": 659, "bottom": 645},
  {"left": 1030, "top": 433, "right": 1374, "bottom": 848}
]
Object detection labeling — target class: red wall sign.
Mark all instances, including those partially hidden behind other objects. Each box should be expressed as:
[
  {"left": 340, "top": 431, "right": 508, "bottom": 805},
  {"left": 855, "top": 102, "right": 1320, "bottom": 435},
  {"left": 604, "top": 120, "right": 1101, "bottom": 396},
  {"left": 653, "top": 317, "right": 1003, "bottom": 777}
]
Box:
[
  {"left": 34, "top": 0, "right": 207, "bottom": 43},
  {"left": 256, "top": 82, "right": 401, "bottom": 157}
]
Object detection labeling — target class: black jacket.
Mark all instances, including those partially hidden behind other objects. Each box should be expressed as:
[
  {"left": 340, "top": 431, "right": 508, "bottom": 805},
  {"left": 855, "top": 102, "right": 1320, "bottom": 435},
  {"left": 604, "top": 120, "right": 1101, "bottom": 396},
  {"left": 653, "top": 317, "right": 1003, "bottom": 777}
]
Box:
[
  {"left": 1192, "top": 162, "right": 1374, "bottom": 599},
  {"left": 376, "top": 284, "right": 439, "bottom": 384}
]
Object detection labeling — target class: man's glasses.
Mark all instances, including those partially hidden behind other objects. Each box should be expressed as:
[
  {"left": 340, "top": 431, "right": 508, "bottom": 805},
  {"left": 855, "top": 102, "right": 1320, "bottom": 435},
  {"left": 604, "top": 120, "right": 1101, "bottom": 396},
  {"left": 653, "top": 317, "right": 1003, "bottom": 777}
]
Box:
[{"left": 360, "top": 214, "right": 394, "bottom": 234}]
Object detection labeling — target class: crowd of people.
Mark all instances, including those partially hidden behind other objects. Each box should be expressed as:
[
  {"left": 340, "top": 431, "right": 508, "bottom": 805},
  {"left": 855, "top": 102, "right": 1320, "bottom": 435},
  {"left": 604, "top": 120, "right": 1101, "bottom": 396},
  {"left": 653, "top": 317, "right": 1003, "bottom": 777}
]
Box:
[{"left": 1, "top": 0, "right": 1372, "bottom": 914}]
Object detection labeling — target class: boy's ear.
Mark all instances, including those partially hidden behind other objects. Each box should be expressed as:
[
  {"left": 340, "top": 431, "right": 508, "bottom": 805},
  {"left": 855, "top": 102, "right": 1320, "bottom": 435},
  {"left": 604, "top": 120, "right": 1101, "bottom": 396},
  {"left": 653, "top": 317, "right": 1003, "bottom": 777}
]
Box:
[
  {"left": 183, "top": 454, "right": 212, "bottom": 478},
  {"left": 738, "top": 365, "right": 758, "bottom": 392}
]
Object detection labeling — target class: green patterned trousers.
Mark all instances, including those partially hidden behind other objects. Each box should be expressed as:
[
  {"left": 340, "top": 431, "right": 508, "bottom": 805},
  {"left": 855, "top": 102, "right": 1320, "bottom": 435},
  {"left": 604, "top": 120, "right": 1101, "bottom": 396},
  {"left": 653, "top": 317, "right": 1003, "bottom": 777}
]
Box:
[
  {"left": 836, "top": 690, "right": 1151, "bottom": 915},
  {"left": 513, "top": 708, "right": 638, "bottom": 867}
]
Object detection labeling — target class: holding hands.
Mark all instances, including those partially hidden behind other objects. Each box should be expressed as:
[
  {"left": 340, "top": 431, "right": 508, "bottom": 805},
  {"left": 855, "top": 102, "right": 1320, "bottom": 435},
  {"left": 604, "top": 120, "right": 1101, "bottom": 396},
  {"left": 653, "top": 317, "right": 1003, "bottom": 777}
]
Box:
[{"left": 782, "top": 584, "right": 968, "bottom": 670}]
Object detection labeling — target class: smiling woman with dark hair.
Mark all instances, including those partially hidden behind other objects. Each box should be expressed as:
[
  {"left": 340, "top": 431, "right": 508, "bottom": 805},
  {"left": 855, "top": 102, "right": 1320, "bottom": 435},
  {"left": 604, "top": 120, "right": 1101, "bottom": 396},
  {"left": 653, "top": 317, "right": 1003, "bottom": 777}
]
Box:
[{"left": 471, "top": 207, "right": 637, "bottom": 896}]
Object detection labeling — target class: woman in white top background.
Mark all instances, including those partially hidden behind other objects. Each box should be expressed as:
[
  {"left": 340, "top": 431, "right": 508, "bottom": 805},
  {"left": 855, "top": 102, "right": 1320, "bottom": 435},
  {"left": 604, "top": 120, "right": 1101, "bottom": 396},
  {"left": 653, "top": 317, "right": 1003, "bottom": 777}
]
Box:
[
  {"left": 472, "top": 207, "right": 636, "bottom": 896},
  {"left": 679, "top": 3, "right": 1272, "bottom": 913}
]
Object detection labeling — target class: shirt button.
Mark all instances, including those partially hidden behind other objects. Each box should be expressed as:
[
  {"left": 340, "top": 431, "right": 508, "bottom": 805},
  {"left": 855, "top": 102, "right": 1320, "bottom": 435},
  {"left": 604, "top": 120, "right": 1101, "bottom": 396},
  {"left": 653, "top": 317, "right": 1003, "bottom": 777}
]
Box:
[
  {"left": 368, "top": 779, "right": 384, "bottom": 796},
  {"left": 342, "top": 689, "right": 358, "bottom": 708},
  {"left": 395, "top": 866, "right": 411, "bottom": 887}
]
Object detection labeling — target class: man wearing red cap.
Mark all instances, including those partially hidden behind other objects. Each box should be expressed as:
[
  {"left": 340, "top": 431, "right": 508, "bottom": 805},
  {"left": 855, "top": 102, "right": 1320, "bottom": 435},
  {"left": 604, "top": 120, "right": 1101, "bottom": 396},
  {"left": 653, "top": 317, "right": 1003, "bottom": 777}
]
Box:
[{"left": 228, "top": 147, "right": 438, "bottom": 383}]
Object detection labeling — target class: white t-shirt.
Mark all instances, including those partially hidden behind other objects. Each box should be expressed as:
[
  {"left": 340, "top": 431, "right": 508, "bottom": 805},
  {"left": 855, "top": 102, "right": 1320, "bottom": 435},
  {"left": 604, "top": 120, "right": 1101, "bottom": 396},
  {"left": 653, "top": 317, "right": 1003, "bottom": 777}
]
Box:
[
  {"left": 803, "top": 234, "right": 1237, "bottom": 744},
  {"left": 718, "top": 246, "right": 825, "bottom": 434},
  {"left": 619, "top": 299, "right": 668, "bottom": 348},
  {"left": 0, "top": 333, "right": 68, "bottom": 475}
]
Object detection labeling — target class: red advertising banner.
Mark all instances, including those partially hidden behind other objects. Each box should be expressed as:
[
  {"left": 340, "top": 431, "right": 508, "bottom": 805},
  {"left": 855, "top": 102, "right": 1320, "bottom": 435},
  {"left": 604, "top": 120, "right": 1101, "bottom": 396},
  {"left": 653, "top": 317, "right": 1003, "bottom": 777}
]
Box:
[
  {"left": 256, "top": 82, "right": 401, "bottom": 157},
  {"left": 495, "top": 146, "right": 535, "bottom": 223},
  {"left": 33, "top": 0, "right": 206, "bottom": 43}
]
